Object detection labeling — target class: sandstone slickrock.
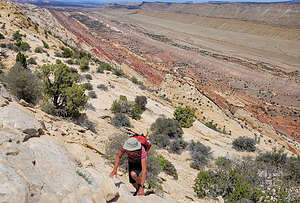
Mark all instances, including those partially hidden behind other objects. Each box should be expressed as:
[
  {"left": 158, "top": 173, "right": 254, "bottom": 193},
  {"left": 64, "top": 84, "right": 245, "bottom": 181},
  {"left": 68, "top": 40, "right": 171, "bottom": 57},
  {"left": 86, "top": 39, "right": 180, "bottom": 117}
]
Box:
[
  {"left": 0, "top": 106, "right": 42, "bottom": 132},
  {"left": 0, "top": 163, "right": 29, "bottom": 203}
]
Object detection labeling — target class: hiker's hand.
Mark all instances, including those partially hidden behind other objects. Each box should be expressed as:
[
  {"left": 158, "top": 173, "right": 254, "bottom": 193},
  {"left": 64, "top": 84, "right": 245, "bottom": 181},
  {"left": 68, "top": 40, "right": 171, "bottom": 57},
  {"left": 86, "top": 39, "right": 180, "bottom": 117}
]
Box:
[
  {"left": 137, "top": 187, "right": 145, "bottom": 196},
  {"left": 109, "top": 170, "right": 117, "bottom": 178}
]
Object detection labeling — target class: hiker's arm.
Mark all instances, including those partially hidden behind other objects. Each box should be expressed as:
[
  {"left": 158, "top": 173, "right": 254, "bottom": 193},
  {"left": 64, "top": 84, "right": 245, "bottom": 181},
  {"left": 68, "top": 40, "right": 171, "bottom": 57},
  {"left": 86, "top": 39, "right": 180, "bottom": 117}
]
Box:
[
  {"left": 109, "top": 151, "right": 124, "bottom": 177},
  {"left": 138, "top": 158, "right": 147, "bottom": 195}
]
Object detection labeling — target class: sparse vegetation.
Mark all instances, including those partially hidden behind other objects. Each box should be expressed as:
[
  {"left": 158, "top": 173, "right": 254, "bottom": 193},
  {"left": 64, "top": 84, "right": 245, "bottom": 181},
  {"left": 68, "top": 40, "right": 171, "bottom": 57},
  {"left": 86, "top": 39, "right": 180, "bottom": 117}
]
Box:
[
  {"left": 88, "top": 90, "right": 97, "bottom": 98},
  {"left": 174, "top": 106, "right": 195, "bottom": 128},
  {"left": 84, "top": 74, "right": 92, "bottom": 80},
  {"left": 12, "top": 31, "right": 23, "bottom": 41},
  {"left": 0, "top": 32, "right": 5, "bottom": 39},
  {"left": 135, "top": 96, "right": 147, "bottom": 110},
  {"left": 188, "top": 140, "right": 212, "bottom": 169},
  {"left": 98, "top": 62, "right": 112, "bottom": 72},
  {"left": 42, "top": 40, "right": 49, "bottom": 49},
  {"left": 76, "top": 169, "right": 92, "bottom": 184},
  {"left": 14, "top": 40, "right": 30, "bottom": 52},
  {"left": 150, "top": 116, "right": 187, "bottom": 153},
  {"left": 97, "top": 84, "right": 108, "bottom": 91},
  {"left": 16, "top": 52, "right": 27, "bottom": 68},
  {"left": 194, "top": 154, "right": 300, "bottom": 202},
  {"left": 83, "top": 82, "right": 93, "bottom": 90},
  {"left": 3, "top": 62, "right": 41, "bottom": 104},
  {"left": 158, "top": 155, "right": 178, "bottom": 180},
  {"left": 79, "top": 57, "right": 89, "bottom": 72},
  {"left": 37, "top": 63, "right": 88, "bottom": 118},
  {"left": 111, "top": 113, "right": 131, "bottom": 128},
  {"left": 34, "top": 47, "right": 44, "bottom": 53},
  {"left": 27, "top": 57, "right": 37, "bottom": 65},
  {"left": 232, "top": 136, "right": 256, "bottom": 152}
]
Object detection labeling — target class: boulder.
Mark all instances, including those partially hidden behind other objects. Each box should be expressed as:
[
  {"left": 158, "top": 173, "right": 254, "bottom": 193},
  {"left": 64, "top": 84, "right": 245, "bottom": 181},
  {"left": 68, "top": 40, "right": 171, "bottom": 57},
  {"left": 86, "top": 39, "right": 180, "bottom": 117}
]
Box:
[
  {"left": 0, "top": 106, "right": 42, "bottom": 132},
  {"left": 0, "top": 83, "right": 12, "bottom": 101}
]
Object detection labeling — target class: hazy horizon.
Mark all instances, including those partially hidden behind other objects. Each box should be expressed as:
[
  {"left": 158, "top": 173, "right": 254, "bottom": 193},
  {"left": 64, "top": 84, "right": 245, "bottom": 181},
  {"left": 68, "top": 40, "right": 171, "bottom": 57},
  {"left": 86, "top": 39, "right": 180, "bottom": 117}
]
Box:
[{"left": 49, "top": 0, "right": 294, "bottom": 3}]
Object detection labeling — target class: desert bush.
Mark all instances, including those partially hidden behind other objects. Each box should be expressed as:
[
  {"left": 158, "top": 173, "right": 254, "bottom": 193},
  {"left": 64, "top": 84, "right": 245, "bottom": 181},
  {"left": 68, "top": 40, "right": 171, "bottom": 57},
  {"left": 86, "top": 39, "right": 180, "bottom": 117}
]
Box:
[
  {"left": 4, "top": 62, "right": 41, "bottom": 104},
  {"left": 14, "top": 40, "right": 30, "bottom": 52},
  {"left": 193, "top": 155, "right": 300, "bottom": 202},
  {"left": 150, "top": 117, "right": 185, "bottom": 153},
  {"left": 188, "top": 140, "right": 212, "bottom": 169},
  {"left": 66, "top": 59, "right": 74, "bottom": 65},
  {"left": 12, "top": 31, "right": 22, "bottom": 41},
  {"left": 135, "top": 95, "right": 147, "bottom": 110},
  {"left": 232, "top": 136, "right": 256, "bottom": 152},
  {"left": 96, "top": 66, "right": 104, "bottom": 73},
  {"left": 34, "top": 47, "right": 44, "bottom": 53},
  {"left": 27, "top": 57, "right": 37, "bottom": 65},
  {"left": 169, "top": 139, "right": 188, "bottom": 154},
  {"left": 97, "top": 84, "right": 108, "bottom": 91},
  {"left": 0, "top": 43, "right": 6, "bottom": 48},
  {"left": 150, "top": 117, "right": 183, "bottom": 139},
  {"left": 85, "top": 74, "right": 92, "bottom": 80},
  {"left": 129, "top": 103, "right": 143, "bottom": 120},
  {"left": 61, "top": 47, "right": 73, "bottom": 58},
  {"left": 83, "top": 82, "right": 93, "bottom": 90},
  {"left": 16, "top": 52, "right": 27, "bottom": 68},
  {"left": 0, "top": 32, "right": 4, "bottom": 39},
  {"left": 37, "top": 63, "right": 88, "bottom": 118},
  {"left": 70, "top": 67, "right": 78, "bottom": 74},
  {"left": 55, "top": 52, "right": 63, "bottom": 57},
  {"left": 174, "top": 106, "right": 195, "bottom": 128},
  {"left": 88, "top": 90, "right": 97, "bottom": 98},
  {"left": 79, "top": 57, "right": 89, "bottom": 72},
  {"left": 42, "top": 40, "right": 49, "bottom": 49},
  {"left": 111, "top": 97, "right": 130, "bottom": 114},
  {"left": 158, "top": 155, "right": 178, "bottom": 180},
  {"left": 113, "top": 68, "right": 124, "bottom": 77},
  {"left": 99, "top": 61, "right": 112, "bottom": 71},
  {"left": 111, "top": 113, "right": 131, "bottom": 128}
]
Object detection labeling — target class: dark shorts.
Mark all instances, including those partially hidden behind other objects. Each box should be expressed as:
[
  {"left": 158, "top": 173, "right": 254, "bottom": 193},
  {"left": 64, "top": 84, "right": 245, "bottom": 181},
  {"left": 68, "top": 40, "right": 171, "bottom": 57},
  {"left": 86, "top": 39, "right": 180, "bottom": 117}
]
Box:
[{"left": 128, "top": 161, "right": 142, "bottom": 184}]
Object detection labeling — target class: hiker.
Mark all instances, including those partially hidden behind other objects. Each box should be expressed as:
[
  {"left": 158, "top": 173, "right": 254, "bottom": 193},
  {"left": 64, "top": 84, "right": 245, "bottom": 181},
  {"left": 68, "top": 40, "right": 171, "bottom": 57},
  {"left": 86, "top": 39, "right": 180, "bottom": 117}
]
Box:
[{"left": 109, "top": 137, "right": 147, "bottom": 196}]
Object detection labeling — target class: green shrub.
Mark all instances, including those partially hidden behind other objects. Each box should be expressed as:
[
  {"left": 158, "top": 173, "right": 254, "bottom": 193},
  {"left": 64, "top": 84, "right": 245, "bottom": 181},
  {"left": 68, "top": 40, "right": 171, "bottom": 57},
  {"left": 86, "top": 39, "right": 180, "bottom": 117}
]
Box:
[
  {"left": 42, "top": 40, "right": 49, "bottom": 49},
  {"left": 174, "top": 106, "right": 195, "bottom": 128},
  {"left": 12, "top": 31, "right": 22, "bottom": 41},
  {"left": 111, "top": 113, "right": 131, "bottom": 128},
  {"left": 193, "top": 155, "right": 300, "bottom": 202},
  {"left": 111, "top": 99, "right": 130, "bottom": 114},
  {"left": 97, "top": 84, "right": 108, "bottom": 91},
  {"left": 85, "top": 74, "right": 92, "bottom": 80},
  {"left": 70, "top": 67, "right": 78, "bottom": 74},
  {"left": 14, "top": 40, "right": 30, "bottom": 52},
  {"left": 135, "top": 95, "right": 147, "bottom": 110},
  {"left": 61, "top": 47, "right": 73, "bottom": 58},
  {"left": 150, "top": 117, "right": 183, "bottom": 139},
  {"left": 16, "top": 52, "right": 27, "bottom": 68},
  {"left": 232, "top": 136, "right": 256, "bottom": 152},
  {"left": 113, "top": 68, "right": 124, "bottom": 77},
  {"left": 34, "top": 47, "right": 44, "bottom": 53},
  {"left": 27, "top": 57, "right": 37, "bottom": 65},
  {"left": 119, "top": 95, "right": 127, "bottom": 101},
  {"left": 66, "top": 59, "right": 74, "bottom": 65},
  {"left": 150, "top": 117, "right": 185, "bottom": 153},
  {"left": 188, "top": 140, "right": 212, "bottom": 169},
  {"left": 4, "top": 62, "right": 41, "bottom": 104},
  {"left": 83, "top": 82, "right": 93, "bottom": 90},
  {"left": 0, "top": 32, "right": 5, "bottom": 39},
  {"left": 88, "top": 90, "right": 97, "bottom": 98},
  {"left": 96, "top": 66, "right": 104, "bottom": 73},
  {"left": 37, "top": 63, "right": 88, "bottom": 118},
  {"left": 79, "top": 57, "right": 89, "bottom": 72},
  {"left": 0, "top": 43, "right": 6, "bottom": 48},
  {"left": 158, "top": 155, "right": 178, "bottom": 180},
  {"left": 55, "top": 52, "right": 63, "bottom": 57},
  {"left": 99, "top": 62, "right": 112, "bottom": 71},
  {"left": 129, "top": 103, "right": 143, "bottom": 120}
]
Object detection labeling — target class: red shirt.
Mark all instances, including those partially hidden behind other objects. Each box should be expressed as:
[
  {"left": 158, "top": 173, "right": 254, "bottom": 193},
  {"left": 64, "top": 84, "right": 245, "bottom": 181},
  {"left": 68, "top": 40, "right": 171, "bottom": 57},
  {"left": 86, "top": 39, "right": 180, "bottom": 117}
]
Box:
[{"left": 120, "top": 146, "right": 147, "bottom": 163}]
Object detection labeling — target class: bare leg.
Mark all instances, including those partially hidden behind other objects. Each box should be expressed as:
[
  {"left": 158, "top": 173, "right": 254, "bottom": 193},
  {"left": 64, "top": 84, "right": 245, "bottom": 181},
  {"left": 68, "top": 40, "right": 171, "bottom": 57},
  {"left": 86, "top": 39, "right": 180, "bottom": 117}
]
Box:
[{"left": 130, "top": 171, "right": 141, "bottom": 189}]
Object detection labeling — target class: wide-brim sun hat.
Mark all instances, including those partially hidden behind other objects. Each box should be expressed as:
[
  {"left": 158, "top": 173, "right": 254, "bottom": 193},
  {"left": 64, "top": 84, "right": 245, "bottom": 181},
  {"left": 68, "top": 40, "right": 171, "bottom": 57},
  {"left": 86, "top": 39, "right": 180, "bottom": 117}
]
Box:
[{"left": 123, "top": 137, "right": 141, "bottom": 151}]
